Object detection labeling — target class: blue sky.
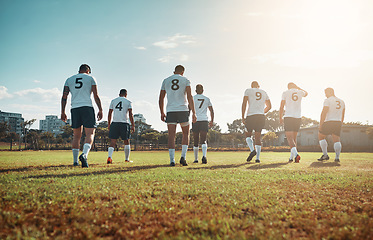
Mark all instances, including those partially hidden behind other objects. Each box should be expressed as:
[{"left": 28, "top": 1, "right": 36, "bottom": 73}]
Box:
[{"left": 1, "top": 0, "right": 373, "bottom": 132}]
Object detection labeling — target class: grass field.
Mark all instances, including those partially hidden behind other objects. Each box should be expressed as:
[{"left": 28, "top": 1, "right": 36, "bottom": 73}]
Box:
[{"left": 0, "top": 150, "right": 372, "bottom": 239}]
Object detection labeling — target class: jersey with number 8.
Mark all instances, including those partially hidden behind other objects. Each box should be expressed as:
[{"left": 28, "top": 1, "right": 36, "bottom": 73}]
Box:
[
  {"left": 109, "top": 96, "right": 132, "bottom": 123},
  {"left": 64, "top": 73, "right": 97, "bottom": 109},
  {"left": 161, "top": 74, "right": 190, "bottom": 112},
  {"left": 244, "top": 88, "right": 270, "bottom": 116},
  {"left": 324, "top": 96, "right": 345, "bottom": 122}
]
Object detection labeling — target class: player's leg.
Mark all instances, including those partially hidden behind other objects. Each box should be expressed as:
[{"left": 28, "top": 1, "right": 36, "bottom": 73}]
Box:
[
  {"left": 285, "top": 131, "right": 296, "bottom": 160},
  {"left": 107, "top": 122, "right": 119, "bottom": 164},
  {"left": 72, "top": 127, "right": 82, "bottom": 166},
  {"left": 107, "top": 139, "right": 117, "bottom": 164},
  {"left": 83, "top": 127, "right": 95, "bottom": 157},
  {"left": 79, "top": 107, "right": 97, "bottom": 167},
  {"left": 245, "top": 116, "right": 256, "bottom": 162},
  {"left": 123, "top": 139, "right": 132, "bottom": 162},
  {"left": 254, "top": 131, "right": 262, "bottom": 163},
  {"left": 192, "top": 123, "right": 200, "bottom": 163},
  {"left": 120, "top": 123, "right": 132, "bottom": 162},
  {"left": 200, "top": 131, "right": 208, "bottom": 164},
  {"left": 332, "top": 134, "right": 342, "bottom": 162},
  {"left": 180, "top": 122, "right": 190, "bottom": 166},
  {"left": 167, "top": 123, "right": 177, "bottom": 166},
  {"left": 318, "top": 132, "right": 329, "bottom": 161}
]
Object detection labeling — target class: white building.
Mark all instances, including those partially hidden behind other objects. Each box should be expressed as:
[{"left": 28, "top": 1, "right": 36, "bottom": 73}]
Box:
[
  {"left": 134, "top": 113, "right": 146, "bottom": 123},
  {"left": 0, "top": 110, "right": 24, "bottom": 135},
  {"left": 40, "top": 115, "right": 70, "bottom": 136}
]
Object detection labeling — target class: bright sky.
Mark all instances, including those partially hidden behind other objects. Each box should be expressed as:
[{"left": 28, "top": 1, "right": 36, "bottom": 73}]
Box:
[{"left": 1, "top": 0, "right": 373, "bottom": 132}]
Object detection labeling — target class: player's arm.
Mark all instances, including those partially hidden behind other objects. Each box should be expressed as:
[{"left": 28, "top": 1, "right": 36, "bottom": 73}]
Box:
[
  {"left": 158, "top": 90, "right": 166, "bottom": 122},
  {"left": 341, "top": 107, "right": 345, "bottom": 123},
  {"left": 108, "top": 109, "right": 113, "bottom": 130},
  {"left": 241, "top": 96, "right": 248, "bottom": 125},
  {"left": 208, "top": 106, "right": 214, "bottom": 127},
  {"left": 264, "top": 99, "right": 272, "bottom": 114},
  {"left": 128, "top": 108, "right": 135, "bottom": 133},
  {"left": 186, "top": 86, "right": 197, "bottom": 123},
  {"left": 61, "top": 86, "right": 69, "bottom": 122},
  {"left": 279, "top": 100, "right": 285, "bottom": 124},
  {"left": 92, "top": 85, "right": 103, "bottom": 121},
  {"left": 319, "top": 106, "right": 329, "bottom": 129}
]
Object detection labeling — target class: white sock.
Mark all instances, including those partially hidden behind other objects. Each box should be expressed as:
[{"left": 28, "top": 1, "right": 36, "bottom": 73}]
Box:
[
  {"left": 255, "top": 145, "right": 261, "bottom": 160},
  {"left": 334, "top": 142, "right": 342, "bottom": 159},
  {"left": 246, "top": 137, "right": 254, "bottom": 152},
  {"left": 193, "top": 146, "right": 199, "bottom": 161},
  {"left": 289, "top": 151, "right": 294, "bottom": 160},
  {"left": 169, "top": 149, "right": 175, "bottom": 163},
  {"left": 72, "top": 149, "right": 79, "bottom": 163},
  {"left": 202, "top": 143, "right": 207, "bottom": 157},
  {"left": 319, "top": 139, "right": 328, "bottom": 156},
  {"left": 291, "top": 147, "right": 298, "bottom": 157},
  {"left": 124, "top": 145, "right": 130, "bottom": 160},
  {"left": 82, "top": 143, "right": 91, "bottom": 157},
  {"left": 108, "top": 147, "right": 114, "bottom": 158},
  {"left": 181, "top": 145, "right": 188, "bottom": 158}
]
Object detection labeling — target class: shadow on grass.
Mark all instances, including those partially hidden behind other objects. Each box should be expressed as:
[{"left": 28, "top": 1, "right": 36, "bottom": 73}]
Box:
[
  {"left": 309, "top": 161, "right": 341, "bottom": 168},
  {"left": 246, "top": 162, "right": 289, "bottom": 170},
  {"left": 188, "top": 163, "right": 249, "bottom": 170},
  {"left": 0, "top": 164, "right": 75, "bottom": 173},
  {"left": 22, "top": 164, "right": 170, "bottom": 179}
]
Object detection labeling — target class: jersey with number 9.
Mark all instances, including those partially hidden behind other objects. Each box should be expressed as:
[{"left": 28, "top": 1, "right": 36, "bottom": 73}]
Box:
[{"left": 244, "top": 88, "right": 270, "bottom": 116}]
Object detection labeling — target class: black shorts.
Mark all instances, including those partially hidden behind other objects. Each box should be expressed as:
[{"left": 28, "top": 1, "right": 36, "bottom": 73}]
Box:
[
  {"left": 109, "top": 122, "right": 131, "bottom": 140},
  {"left": 192, "top": 121, "right": 209, "bottom": 133},
  {"left": 71, "top": 106, "right": 96, "bottom": 129},
  {"left": 319, "top": 121, "right": 342, "bottom": 136},
  {"left": 245, "top": 114, "right": 265, "bottom": 132},
  {"left": 166, "top": 111, "right": 189, "bottom": 124},
  {"left": 284, "top": 117, "right": 301, "bottom": 132}
]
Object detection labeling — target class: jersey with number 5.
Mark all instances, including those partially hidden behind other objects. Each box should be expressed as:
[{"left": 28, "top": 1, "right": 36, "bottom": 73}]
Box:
[
  {"left": 109, "top": 97, "right": 132, "bottom": 123},
  {"left": 281, "top": 89, "right": 306, "bottom": 118},
  {"left": 193, "top": 94, "right": 212, "bottom": 121},
  {"left": 324, "top": 96, "right": 345, "bottom": 122},
  {"left": 244, "top": 88, "right": 270, "bottom": 116},
  {"left": 161, "top": 74, "right": 190, "bottom": 112},
  {"left": 64, "top": 73, "right": 97, "bottom": 109}
]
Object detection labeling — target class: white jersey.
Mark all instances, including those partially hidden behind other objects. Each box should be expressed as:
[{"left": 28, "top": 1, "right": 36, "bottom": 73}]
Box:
[
  {"left": 109, "top": 96, "right": 132, "bottom": 123},
  {"left": 281, "top": 89, "right": 306, "bottom": 118},
  {"left": 193, "top": 94, "right": 212, "bottom": 121},
  {"left": 324, "top": 96, "right": 345, "bottom": 122},
  {"left": 64, "top": 73, "right": 97, "bottom": 109},
  {"left": 161, "top": 74, "right": 190, "bottom": 112},
  {"left": 244, "top": 88, "right": 270, "bottom": 116}
]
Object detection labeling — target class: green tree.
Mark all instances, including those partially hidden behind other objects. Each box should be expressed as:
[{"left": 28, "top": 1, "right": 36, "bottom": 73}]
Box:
[
  {"left": 41, "top": 132, "right": 55, "bottom": 150},
  {"left": 0, "top": 122, "right": 10, "bottom": 140},
  {"left": 22, "top": 119, "right": 36, "bottom": 149},
  {"left": 301, "top": 116, "right": 319, "bottom": 128},
  {"left": 227, "top": 119, "right": 245, "bottom": 134},
  {"left": 7, "top": 132, "right": 19, "bottom": 151},
  {"left": 262, "top": 131, "right": 278, "bottom": 147},
  {"left": 265, "top": 110, "right": 283, "bottom": 132}
]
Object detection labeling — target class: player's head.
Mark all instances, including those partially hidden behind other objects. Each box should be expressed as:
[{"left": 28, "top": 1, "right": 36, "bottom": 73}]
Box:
[
  {"left": 174, "top": 65, "right": 185, "bottom": 75},
  {"left": 324, "top": 87, "right": 335, "bottom": 98},
  {"left": 251, "top": 81, "right": 259, "bottom": 88},
  {"left": 196, "top": 84, "right": 204, "bottom": 94},
  {"left": 119, "top": 89, "right": 127, "bottom": 97},
  {"left": 288, "top": 82, "right": 297, "bottom": 89},
  {"left": 79, "top": 64, "right": 91, "bottom": 74}
]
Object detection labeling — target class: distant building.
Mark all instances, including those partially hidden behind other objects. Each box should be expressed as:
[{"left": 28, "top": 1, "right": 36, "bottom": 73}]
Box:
[
  {"left": 134, "top": 113, "right": 146, "bottom": 123},
  {"left": 272, "top": 125, "right": 373, "bottom": 151},
  {"left": 40, "top": 115, "right": 70, "bottom": 136},
  {"left": 0, "top": 110, "right": 24, "bottom": 135}
]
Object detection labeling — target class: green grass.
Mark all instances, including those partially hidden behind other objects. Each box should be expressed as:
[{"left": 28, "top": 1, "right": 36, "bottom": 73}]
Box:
[{"left": 1, "top": 151, "right": 372, "bottom": 239}]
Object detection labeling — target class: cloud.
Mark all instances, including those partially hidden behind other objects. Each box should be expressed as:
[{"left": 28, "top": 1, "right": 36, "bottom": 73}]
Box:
[
  {"left": 135, "top": 46, "right": 146, "bottom": 50},
  {"left": 157, "top": 53, "right": 190, "bottom": 63},
  {"left": 153, "top": 34, "right": 196, "bottom": 49},
  {"left": 14, "top": 87, "right": 61, "bottom": 102},
  {"left": 33, "top": 80, "right": 41, "bottom": 83},
  {"left": 0, "top": 86, "right": 13, "bottom": 100}
]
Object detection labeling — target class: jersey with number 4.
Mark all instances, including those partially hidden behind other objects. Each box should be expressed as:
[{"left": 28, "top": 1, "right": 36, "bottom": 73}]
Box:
[
  {"left": 281, "top": 89, "right": 306, "bottom": 118},
  {"left": 64, "top": 73, "right": 97, "bottom": 109},
  {"left": 161, "top": 74, "right": 190, "bottom": 112},
  {"left": 324, "top": 96, "right": 345, "bottom": 122},
  {"left": 193, "top": 94, "right": 212, "bottom": 121},
  {"left": 244, "top": 88, "right": 270, "bottom": 116},
  {"left": 109, "top": 97, "right": 132, "bottom": 123}
]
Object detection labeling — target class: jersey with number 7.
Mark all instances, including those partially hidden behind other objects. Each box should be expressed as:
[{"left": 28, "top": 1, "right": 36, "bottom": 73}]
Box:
[
  {"left": 160, "top": 74, "right": 190, "bottom": 112},
  {"left": 244, "top": 88, "right": 270, "bottom": 116},
  {"left": 193, "top": 94, "right": 212, "bottom": 121}
]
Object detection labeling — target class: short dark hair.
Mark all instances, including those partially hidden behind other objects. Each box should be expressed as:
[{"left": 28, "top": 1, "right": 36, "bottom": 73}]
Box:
[
  {"left": 251, "top": 81, "right": 259, "bottom": 88},
  {"left": 119, "top": 89, "right": 127, "bottom": 96},
  {"left": 79, "top": 64, "right": 91, "bottom": 73},
  {"left": 174, "top": 65, "right": 185, "bottom": 73},
  {"left": 196, "top": 84, "right": 204, "bottom": 94}
]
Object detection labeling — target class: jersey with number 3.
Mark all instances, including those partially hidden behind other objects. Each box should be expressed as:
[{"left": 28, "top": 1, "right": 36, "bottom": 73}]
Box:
[
  {"left": 324, "top": 96, "right": 345, "bottom": 122},
  {"left": 161, "top": 74, "right": 190, "bottom": 112},
  {"left": 244, "top": 88, "right": 270, "bottom": 116},
  {"left": 281, "top": 89, "right": 306, "bottom": 118},
  {"left": 109, "top": 97, "right": 132, "bottom": 123},
  {"left": 193, "top": 94, "right": 212, "bottom": 121},
  {"left": 64, "top": 73, "right": 97, "bottom": 109}
]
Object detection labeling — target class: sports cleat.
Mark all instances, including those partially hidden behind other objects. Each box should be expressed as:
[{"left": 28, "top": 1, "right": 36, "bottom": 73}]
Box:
[
  {"left": 317, "top": 155, "right": 330, "bottom": 161},
  {"left": 255, "top": 159, "right": 261, "bottom": 163},
  {"left": 334, "top": 158, "right": 340, "bottom": 162},
  {"left": 288, "top": 159, "right": 293, "bottom": 163},
  {"left": 73, "top": 162, "right": 80, "bottom": 166},
  {"left": 107, "top": 157, "right": 112, "bottom": 164},
  {"left": 193, "top": 160, "right": 199, "bottom": 163},
  {"left": 125, "top": 160, "right": 133, "bottom": 163},
  {"left": 295, "top": 154, "right": 301, "bottom": 163},
  {"left": 180, "top": 157, "right": 188, "bottom": 166},
  {"left": 202, "top": 156, "right": 207, "bottom": 164},
  {"left": 170, "top": 162, "right": 176, "bottom": 166},
  {"left": 79, "top": 153, "right": 89, "bottom": 168},
  {"left": 247, "top": 150, "right": 257, "bottom": 162}
]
